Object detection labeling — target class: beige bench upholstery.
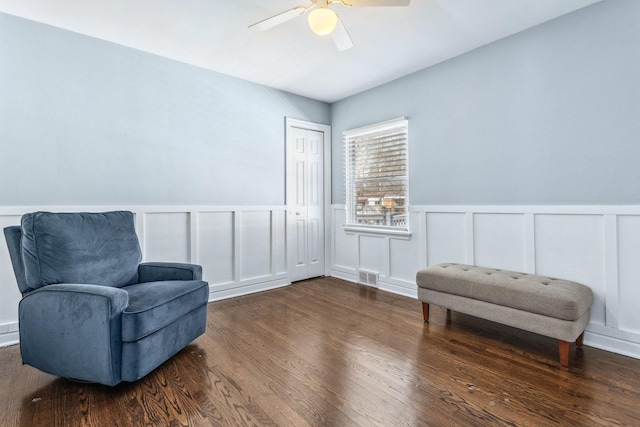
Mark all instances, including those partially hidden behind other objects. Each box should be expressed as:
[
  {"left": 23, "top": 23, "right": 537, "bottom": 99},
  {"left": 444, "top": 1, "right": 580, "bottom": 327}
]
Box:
[{"left": 416, "top": 263, "right": 593, "bottom": 367}]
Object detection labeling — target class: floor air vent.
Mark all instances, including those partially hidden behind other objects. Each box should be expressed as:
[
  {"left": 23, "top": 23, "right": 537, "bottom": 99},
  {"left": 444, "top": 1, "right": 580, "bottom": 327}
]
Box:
[{"left": 358, "top": 270, "right": 379, "bottom": 287}]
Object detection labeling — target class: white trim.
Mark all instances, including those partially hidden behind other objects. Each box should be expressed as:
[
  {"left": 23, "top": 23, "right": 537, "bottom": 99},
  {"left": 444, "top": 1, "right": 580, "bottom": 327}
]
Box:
[
  {"left": 418, "top": 212, "right": 428, "bottom": 266},
  {"left": 269, "top": 210, "right": 275, "bottom": 275},
  {"left": 325, "top": 267, "right": 417, "bottom": 299},
  {"left": 0, "top": 205, "right": 287, "bottom": 215},
  {"left": 604, "top": 214, "right": 620, "bottom": 329},
  {"left": 343, "top": 116, "right": 408, "bottom": 137},
  {"left": 135, "top": 212, "right": 146, "bottom": 259},
  {"left": 343, "top": 225, "right": 412, "bottom": 239},
  {"left": 587, "top": 322, "right": 640, "bottom": 343},
  {"left": 330, "top": 268, "right": 358, "bottom": 284},
  {"left": 378, "top": 280, "right": 418, "bottom": 299},
  {"left": 209, "top": 273, "right": 289, "bottom": 294},
  {"left": 524, "top": 213, "right": 536, "bottom": 274},
  {"left": 0, "top": 333, "right": 19, "bottom": 348},
  {"left": 344, "top": 117, "right": 410, "bottom": 234},
  {"left": 465, "top": 212, "right": 475, "bottom": 265},
  {"left": 0, "top": 322, "right": 19, "bottom": 348},
  {"left": 410, "top": 205, "right": 640, "bottom": 215},
  {"left": 189, "top": 211, "right": 198, "bottom": 264},
  {"left": 209, "top": 278, "right": 290, "bottom": 302},
  {"left": 585, "top": 326, "right": 640, "bottom": 360},
  {"left": 233, "top": 210, "right": 241, "bottom": 282}
]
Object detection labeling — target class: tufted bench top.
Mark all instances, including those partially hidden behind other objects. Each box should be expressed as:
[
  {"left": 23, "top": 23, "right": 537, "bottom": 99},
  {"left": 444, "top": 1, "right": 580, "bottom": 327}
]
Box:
[{"left": 416, "top": 263, "right": 593, "bottom": 321}]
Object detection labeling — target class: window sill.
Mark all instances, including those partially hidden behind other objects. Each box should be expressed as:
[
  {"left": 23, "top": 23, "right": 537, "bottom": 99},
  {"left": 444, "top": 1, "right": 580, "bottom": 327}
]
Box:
[{"left": 343, "top": 225, "right": 412, "bottom": 240}]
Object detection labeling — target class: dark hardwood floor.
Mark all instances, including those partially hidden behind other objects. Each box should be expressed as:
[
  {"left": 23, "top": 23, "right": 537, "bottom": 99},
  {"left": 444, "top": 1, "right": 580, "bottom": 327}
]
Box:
[{"left": 1, "top": 277, "right": 639, "bottom": 426}]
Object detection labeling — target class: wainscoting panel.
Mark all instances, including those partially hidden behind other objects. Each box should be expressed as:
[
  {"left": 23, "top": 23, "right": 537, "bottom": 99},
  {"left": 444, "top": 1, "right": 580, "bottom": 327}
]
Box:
[
  {"left": 331, "top": 208, "right": 358, "bottom": 275},
  {"left": 331, "top": 204, "right": 640, "bottom": 359},
  {"left": 425, "top": 212, "right": 467, "bottom": 266},
  {"left": 273, "top": 209, "right": 287, "bottom": 276},
  {"left": 330, "top": 209, "right": 421, "bottom": 296},
  {"left": 616, "top": 215, "right": 640, "bottom": 335},
  {"left": 197, "top": 211, "right": 234, "bottom": 286},
  {"left": 389, "top": 226, "right": 422, "bottom": 283},
  {"left": 473, "top": 213, "right": 526, "bottom": 272},
  {"left": 359, "top": 235, "right": 386, "bottom": 277},
  {"left": 0, "top": 205, "right": 288, "bottom": 347},
  {"left": 535, "top": 214, "right": 606, "bottom": 326},
  {"left": 238, "top": 210, "right": 272, "bottom": 281},
  {"left": 143, "top": 212, "right": 191, "bottom": 263}
]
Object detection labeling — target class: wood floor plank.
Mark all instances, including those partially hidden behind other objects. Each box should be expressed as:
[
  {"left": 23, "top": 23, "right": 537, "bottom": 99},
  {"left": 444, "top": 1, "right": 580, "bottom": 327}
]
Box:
[{"left": 1, "top": 277, "right": 640, "bottom": 426}]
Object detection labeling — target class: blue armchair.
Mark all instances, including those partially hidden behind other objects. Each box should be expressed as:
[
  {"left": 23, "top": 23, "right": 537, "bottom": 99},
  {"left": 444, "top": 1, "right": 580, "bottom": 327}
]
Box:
[{"left": 3, "top": 211, "right": 209, "bottom": 386}]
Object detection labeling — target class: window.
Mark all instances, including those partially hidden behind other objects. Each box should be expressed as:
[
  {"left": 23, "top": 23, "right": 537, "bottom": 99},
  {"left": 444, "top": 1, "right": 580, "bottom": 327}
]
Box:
[{"left": 344, "top": 117, "right": 409, "bottom": 234}]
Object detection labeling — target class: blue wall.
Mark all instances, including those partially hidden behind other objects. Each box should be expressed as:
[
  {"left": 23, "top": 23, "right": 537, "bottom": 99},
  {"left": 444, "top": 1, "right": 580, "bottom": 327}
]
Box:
[
  {"left": 331, "top": 0, "right": 640, "bottom": 205},
  {"left": 0, "top": 13, "right": 330, "bottom": 206},
  {"left": 3, "top": 0, "right": 640, "bottom": 208}
]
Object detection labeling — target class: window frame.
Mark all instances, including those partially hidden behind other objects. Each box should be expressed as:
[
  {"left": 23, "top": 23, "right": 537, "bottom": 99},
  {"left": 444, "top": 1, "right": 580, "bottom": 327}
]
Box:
[{"left": 343, "top": 116, "right": 410, "bottom": 238}]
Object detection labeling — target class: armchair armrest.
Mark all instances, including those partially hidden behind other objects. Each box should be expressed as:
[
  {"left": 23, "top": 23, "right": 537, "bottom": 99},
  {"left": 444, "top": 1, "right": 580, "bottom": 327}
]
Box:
[
  {"left": 19, "top": 284, "right": 128, "bottom": 386},
  {"left": 138, "top": 262, "right": 203, "bottom": 282}
]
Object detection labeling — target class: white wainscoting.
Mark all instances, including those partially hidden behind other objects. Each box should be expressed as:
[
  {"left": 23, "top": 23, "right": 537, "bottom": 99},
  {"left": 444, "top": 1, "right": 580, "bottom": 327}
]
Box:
[
  {"left": 330, "top": 204, "right": 640, "bottom": 360},
  {"left": 0, "top": 205, "right": 287, "bottom": 347}
]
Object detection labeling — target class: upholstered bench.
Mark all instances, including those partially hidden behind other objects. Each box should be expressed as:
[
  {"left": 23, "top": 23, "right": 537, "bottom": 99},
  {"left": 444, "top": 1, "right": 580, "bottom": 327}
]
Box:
[{"left": 416, "top": 263, "right": 593, "bottom": 367}]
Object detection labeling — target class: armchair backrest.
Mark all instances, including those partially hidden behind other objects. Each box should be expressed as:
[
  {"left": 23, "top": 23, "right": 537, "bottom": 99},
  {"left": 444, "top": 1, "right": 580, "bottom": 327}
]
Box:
[
  {"left": 16, "top": 211, "right": 142, "bottom": 290},
  {"left": 3, "top": 226, "right": 30, "bottom": 295}
]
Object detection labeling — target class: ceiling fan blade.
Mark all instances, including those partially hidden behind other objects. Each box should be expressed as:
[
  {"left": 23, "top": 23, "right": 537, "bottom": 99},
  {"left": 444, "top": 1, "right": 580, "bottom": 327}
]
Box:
[
  {"left": 248, "top": 6, "right": 308, "bottom": 32},
  {"left": 340, "top": 0, "right": 410, "bottom": 6},
  {"left": 332, "top": 16, "right": 354, "bottom": 51}
]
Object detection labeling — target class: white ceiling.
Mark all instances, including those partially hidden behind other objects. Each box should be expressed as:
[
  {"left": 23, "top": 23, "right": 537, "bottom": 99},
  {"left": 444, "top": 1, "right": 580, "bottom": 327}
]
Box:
[{"left": 0, "top": 0, "right": 600, "bottom": 103}]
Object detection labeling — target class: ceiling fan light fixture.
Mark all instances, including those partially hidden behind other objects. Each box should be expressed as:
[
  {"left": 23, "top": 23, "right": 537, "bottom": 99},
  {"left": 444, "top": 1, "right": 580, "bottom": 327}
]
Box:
[{"left": 308, "top": 8, "right": 338, "bottom": 35}]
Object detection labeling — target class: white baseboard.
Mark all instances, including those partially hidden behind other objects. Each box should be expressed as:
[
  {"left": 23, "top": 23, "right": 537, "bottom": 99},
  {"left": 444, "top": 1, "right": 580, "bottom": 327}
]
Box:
[
  {"left": 209, "top": 278, "right": 290, "bottom": 302},
  {"left": 378, "top": 281, "right": 418, "bottom": 299},
  {"left": 0, "top": 333, "right": 19, "bottom": 348},
  {"left": 330, "top": 268, "right": 358, "bottom": 284},
  {"left": 583, "top": 326, "right": 640, "bottom": 360},
  {"left": 584, "top": 332, "right": 640, "bottom": 360},
  {"left": 329, "top": 269, "right": 418, "bottom": 299},
  {"left": 0, "top": 322, "right": 19, "bottom": 347}
]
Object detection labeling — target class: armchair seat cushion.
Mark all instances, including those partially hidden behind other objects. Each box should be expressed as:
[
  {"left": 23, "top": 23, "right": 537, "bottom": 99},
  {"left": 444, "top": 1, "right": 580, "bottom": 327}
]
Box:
[{"left": 121, "top": 280, "right": 209, "bottom": 342}]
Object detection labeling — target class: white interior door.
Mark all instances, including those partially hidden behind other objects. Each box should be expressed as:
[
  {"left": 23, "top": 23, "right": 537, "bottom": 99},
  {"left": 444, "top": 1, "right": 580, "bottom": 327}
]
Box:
[{"left": 287, "top": 124, "right": 325, "bottom": 282}]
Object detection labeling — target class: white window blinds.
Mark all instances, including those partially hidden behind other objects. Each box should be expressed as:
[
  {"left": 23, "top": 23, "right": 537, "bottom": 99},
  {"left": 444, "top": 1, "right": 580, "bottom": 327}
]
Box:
[{"left": 344, "top": 117, "right": 409, "bottom": 231}]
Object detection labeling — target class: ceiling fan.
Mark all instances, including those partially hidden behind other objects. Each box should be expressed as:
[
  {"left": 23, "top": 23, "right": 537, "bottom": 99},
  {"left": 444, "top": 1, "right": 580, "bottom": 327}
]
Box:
[{"left": 248, "top": 0, "right": 410, "bottom": 51}]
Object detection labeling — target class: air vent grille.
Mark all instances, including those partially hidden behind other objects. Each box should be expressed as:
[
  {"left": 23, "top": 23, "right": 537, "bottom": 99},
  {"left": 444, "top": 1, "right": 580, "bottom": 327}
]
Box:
[{"left": 358, "top": 270, "right": 379, "bottom": 287}]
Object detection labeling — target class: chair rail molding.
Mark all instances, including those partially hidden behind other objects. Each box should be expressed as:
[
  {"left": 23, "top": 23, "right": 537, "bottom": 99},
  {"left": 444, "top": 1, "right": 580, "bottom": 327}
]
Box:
[
  {"left": 0, "top": 205, "right": 288, "bottom": 347},
  {"left": 330, "top": 204, "right": 640, "bottom": 360}
]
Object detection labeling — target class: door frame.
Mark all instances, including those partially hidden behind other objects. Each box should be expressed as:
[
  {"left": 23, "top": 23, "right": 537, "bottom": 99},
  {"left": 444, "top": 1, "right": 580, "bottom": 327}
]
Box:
[{"left": 285, "top": 117, "right": 332, "bottom": 282}]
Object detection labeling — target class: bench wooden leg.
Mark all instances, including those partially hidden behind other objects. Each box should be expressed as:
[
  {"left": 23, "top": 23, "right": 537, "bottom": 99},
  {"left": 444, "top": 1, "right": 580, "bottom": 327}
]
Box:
[
  {"left": 576, "top": 332, "right": 584, "bottom": 347},
  {"left": 422, "top": 302, "right": 429, "bottom": 322},
  {"left": 559, "top": 340, "right": 570, "bottom": 367}
]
